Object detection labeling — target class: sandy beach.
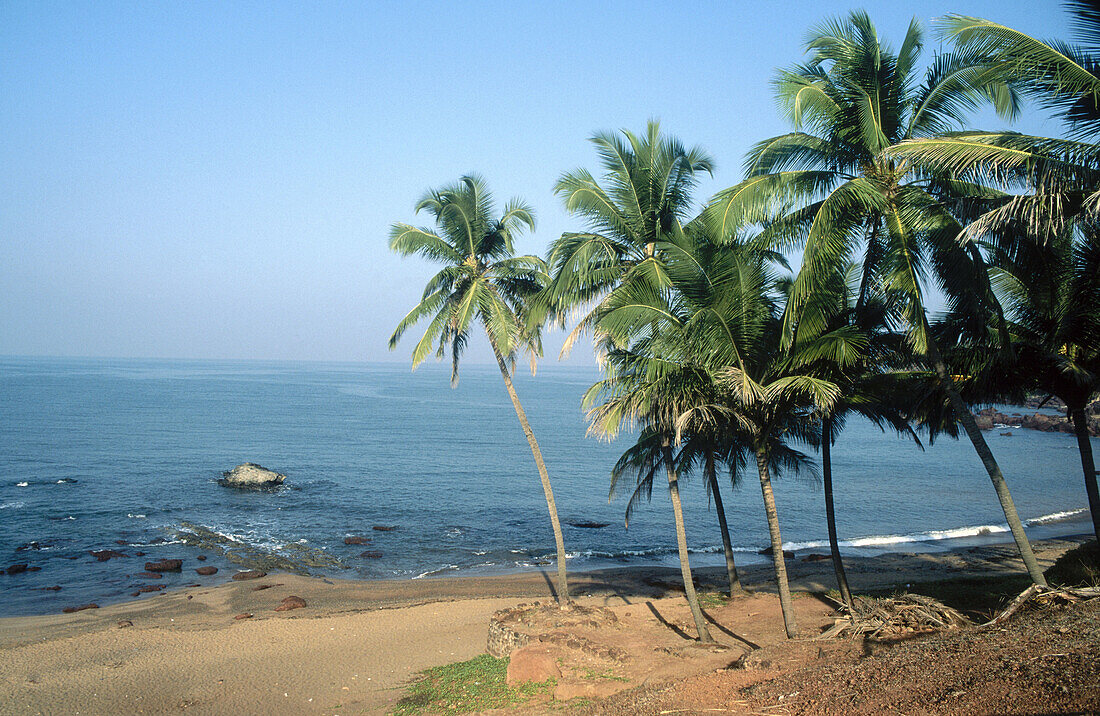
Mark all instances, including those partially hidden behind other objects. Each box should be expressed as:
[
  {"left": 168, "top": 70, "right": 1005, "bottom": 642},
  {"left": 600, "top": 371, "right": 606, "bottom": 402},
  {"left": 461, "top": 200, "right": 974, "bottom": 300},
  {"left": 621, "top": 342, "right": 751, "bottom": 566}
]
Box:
[{"left": 0, "top": 535, "right": 1087, "bottom": 715}]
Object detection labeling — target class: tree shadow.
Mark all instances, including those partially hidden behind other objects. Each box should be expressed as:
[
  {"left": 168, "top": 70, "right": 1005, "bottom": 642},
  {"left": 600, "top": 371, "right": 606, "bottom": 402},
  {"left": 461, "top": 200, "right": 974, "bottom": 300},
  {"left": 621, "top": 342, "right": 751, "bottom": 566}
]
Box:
[
  {"left": 699, "top": 607, "right": 760, "bottom": 650},
  {"left": 645, "top": 600, "right": 692, "bottom": 640}
]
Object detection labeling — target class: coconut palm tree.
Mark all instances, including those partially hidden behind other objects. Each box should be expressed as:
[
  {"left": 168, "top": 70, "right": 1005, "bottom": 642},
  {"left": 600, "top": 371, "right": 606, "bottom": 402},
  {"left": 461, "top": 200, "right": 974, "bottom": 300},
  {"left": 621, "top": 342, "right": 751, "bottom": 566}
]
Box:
[
  {"left": 388, "top": 175, "right": 570, "bottom": 606},
  {"left": 708, "top": 11, "right": 1048, "bottom": 586},
  {"left": 608, "top": 381, "right": 750, "bottom": 597},
  {"left": 890, "top": 1, "right": 1100, "bottom": 543},
  {"left": 784, "top": 263, "right": 922, "bottom": 609},
  {"left": 540, "top": 121, "right": 714, "bottom": 357},
  {"left": 587, "top": 358, "right": 718, "bottom": 643}
]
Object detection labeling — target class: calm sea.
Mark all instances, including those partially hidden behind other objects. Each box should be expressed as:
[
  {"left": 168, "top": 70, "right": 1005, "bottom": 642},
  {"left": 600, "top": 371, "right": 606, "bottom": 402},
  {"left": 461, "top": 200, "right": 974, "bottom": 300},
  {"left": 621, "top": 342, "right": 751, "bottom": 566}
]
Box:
[{"left": 0, "top": 357, "right": 1094, "bottom": 616}]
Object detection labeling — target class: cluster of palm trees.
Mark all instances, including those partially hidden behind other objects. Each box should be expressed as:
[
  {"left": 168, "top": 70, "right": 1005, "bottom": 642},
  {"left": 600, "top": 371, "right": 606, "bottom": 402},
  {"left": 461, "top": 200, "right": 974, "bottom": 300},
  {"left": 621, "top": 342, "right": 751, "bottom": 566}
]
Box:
[{"left": 388, "top": 5, "right": 1100, "bottom": 639}]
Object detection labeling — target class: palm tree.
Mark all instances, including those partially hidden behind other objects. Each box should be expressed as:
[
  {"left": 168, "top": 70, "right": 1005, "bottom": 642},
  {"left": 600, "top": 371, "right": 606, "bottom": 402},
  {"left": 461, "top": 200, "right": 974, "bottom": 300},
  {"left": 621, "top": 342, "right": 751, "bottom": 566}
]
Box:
[
  {"left": 388, "top": 175, "right": 570, "bottom": 606},
  {"left": 608, "top": 384, "right": 749, "bottom": 597},
  {"left": 587, "top": 359, "right": 718, "bottom": 643},
  {"left": 785, "top": 263, "right": 922, "bottom": 609},
  {"left": 890, "top": 2, "right": 1100, "bottom": 543},
  {"left": 708, "top": 11, "right": 1048, "bottom": 586},
  {"left": 540, "top": 121, "right": 714, "bottom": 357}
]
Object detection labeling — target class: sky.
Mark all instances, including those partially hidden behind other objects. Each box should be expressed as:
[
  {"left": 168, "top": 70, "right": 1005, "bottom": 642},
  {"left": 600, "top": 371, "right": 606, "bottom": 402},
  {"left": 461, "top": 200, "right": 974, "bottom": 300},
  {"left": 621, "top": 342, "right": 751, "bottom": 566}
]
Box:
[{"left": 0, "top": 1, "right": 1070, "bottom": 366}]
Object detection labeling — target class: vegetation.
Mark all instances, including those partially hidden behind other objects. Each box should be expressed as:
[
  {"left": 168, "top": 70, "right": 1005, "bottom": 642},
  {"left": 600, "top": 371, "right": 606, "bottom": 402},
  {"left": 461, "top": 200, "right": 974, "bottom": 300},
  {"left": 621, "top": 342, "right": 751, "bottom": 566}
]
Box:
[
  {"left": 388, "top": 175, "right": 570, "bottom": 606},
  {"left": 391, "top": 654, "right": 551, "bottom": 715},
  {"left": 389, "top": 2, "right": 1099, "bottom": 640}
]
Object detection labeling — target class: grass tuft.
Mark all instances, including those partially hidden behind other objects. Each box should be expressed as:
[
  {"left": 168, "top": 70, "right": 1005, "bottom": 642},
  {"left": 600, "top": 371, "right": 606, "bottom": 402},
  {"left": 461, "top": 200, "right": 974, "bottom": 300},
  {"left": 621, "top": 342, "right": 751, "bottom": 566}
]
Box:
[{"left": 391, "top": 653, "right": 552, "bottom": 715}]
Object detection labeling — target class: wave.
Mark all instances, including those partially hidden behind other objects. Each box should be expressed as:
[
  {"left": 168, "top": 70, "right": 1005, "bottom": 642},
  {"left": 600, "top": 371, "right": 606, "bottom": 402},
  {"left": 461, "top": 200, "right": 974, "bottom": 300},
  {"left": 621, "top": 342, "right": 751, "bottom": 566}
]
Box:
[
  {"left": 0, "top": 501, "right": 25, "bottom": 510},
  {"left": 1025, "top": 508, "right": 1089, "bottom": 526}
]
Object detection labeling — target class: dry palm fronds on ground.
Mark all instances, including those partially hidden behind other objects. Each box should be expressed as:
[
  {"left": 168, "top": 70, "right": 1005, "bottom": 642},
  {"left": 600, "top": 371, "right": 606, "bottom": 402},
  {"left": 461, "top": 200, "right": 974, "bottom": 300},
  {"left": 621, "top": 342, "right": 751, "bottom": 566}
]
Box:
[
  {"left": 819, "top": 594, "right": 971, "bottom": 640},
  {"left": 979, "top": 585, "right": 1100, "bottom": 630}
]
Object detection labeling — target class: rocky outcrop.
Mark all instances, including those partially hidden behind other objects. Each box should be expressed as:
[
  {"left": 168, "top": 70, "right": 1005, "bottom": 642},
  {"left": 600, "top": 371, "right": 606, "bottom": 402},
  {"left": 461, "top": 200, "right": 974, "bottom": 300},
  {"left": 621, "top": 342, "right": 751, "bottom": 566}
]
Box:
[
  {"left": 231, "top": 570, "right": 267, "bottom": 581},
  {"left": 62, "top": 603, "right": 99, "bottom": 613},
  {"left": 507, "top": 644, "right": 562, "bottom": 685},
  {"left": 973, "top": 406, "right": 1100, "bottom": 437},
  {"left": 275, "top": 595, "right": 306, "bottom": 611},
  {"left": 219, "top": 463, "right": 286, "bottom": 488},
  {"left": 89, "top": 549, "right": 127, "bottom": 561}
]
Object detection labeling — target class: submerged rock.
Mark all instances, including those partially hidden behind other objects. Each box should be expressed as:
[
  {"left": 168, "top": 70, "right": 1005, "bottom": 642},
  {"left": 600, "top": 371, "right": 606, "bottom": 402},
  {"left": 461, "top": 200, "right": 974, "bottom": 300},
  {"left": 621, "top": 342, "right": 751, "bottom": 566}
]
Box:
[
  {"left": 145, "top": 559, "right": 182, "bottom": 572},
  {"left": 89, "top": 549, "right": 127, "bottom": 561},
  {"left": 372, "top": 525, "right": 398, "bottom": 532},
  {"left": 219, "top": 463, "right": 287, "bottom": 488},
  {"left": 5, "top": 564, "right": 29, "bottom": 575},
  {"left": 344, "top": 536, "right": 372, "bottom": 545},
  {"left": 568, "top": 521, "right": 610, "bottom": 529}
]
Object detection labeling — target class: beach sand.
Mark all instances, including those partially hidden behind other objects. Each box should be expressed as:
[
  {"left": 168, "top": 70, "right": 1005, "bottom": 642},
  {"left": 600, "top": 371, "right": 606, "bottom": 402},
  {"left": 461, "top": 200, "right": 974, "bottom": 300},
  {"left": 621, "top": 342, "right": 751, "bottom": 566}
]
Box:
[{"left": 0, "top": 535, "right": 1086, "bottom": 715}]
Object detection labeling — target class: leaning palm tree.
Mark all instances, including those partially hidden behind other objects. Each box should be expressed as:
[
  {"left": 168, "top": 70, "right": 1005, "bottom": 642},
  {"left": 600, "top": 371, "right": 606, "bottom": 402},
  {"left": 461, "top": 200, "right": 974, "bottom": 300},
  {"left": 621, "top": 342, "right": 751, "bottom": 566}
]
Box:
[
  {"left": 608, "top": 377, "right": 750, "bottom": 597},
  {"left": 891, "top": 1, "right": 1100, "bottom": 543},
  {"left": 388, "top": 175, "right": 570, "bottom": 606},
  {"left": 708, "top": 11, "right": 1048, "bottom": 586}
]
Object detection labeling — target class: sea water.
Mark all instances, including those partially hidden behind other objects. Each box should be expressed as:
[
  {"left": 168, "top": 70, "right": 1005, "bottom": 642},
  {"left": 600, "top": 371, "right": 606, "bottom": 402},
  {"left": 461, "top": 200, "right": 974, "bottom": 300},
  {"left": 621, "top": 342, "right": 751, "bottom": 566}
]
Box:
[{"left": 0, "top": 356, "right": 1094, "bottom": 616}]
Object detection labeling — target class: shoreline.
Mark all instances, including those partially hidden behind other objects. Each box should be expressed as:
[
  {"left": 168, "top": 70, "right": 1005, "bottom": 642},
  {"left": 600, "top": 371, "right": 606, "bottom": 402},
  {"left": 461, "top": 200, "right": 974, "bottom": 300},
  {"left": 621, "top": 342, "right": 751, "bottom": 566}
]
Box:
[{"left": 0, "top": 534, "right": 1088, "bottom": 714}]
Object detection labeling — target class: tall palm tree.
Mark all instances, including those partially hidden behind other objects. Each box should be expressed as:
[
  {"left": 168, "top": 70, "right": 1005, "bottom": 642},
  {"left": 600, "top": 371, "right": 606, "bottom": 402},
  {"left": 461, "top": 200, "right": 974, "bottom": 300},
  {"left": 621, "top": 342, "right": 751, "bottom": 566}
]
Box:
[
  {"left": 708, "top": 11, "right": 1048, "bottom": 586},
  {"left": 891, "top": 1, "right": 1100, "bottom": 543},
  {"left": 785, "top": 263, "right": 922, "bottom": 609},
  {"left": 388, "top": 175, "right": 570, "bottom": 606},
  {"left": 540, "top": 121, "right": 714, "bottom": 357}
]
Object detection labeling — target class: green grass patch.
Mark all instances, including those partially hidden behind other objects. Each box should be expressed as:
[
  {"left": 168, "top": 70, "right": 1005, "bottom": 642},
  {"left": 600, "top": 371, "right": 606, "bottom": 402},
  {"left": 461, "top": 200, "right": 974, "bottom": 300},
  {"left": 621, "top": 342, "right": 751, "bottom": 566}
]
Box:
[
  {"left": 391, "top": 654, "right": 552, "bottom": 715},
  {"left": 578, "top": 666, "right": 630, "bottom": 682},
  {"left": 697, "top": 591, "right": 729, "bottom": 609}
]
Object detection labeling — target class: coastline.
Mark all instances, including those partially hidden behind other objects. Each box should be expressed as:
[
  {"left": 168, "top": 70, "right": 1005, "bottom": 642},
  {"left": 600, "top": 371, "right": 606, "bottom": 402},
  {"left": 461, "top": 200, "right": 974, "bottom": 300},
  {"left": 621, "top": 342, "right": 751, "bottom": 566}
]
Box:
[{"left": 0, "top": 534, "right": 1088, "bottom": 714}]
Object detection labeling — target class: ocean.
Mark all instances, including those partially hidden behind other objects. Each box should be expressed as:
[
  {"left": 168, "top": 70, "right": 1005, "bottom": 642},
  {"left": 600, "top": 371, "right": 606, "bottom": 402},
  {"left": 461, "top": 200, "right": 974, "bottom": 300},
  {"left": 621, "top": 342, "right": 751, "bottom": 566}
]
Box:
[{"left": 0, "top": 356, "right": 1094, "bottom": 616}]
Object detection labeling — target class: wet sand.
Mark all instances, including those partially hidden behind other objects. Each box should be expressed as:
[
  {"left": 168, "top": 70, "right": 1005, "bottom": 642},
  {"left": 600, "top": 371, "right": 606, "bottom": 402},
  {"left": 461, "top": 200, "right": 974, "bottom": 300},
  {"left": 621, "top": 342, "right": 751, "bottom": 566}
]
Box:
[{"left": 0, "top": 535, "right": 1085, "bottom": 715}]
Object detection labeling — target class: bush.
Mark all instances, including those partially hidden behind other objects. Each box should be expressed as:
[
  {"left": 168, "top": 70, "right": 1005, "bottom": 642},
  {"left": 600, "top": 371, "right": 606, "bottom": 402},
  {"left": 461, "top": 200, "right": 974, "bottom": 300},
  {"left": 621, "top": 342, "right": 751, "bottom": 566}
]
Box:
[{"left": 1045, "top": 540, "right": 1100, "bottom": 587}]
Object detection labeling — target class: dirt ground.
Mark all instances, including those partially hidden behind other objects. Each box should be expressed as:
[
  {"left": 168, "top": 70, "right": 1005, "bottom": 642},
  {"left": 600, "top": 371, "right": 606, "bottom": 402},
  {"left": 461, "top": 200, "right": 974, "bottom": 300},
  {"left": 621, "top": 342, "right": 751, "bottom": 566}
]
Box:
[{"left": 567, "top": 597, "right": 1100, "bottom": 715}]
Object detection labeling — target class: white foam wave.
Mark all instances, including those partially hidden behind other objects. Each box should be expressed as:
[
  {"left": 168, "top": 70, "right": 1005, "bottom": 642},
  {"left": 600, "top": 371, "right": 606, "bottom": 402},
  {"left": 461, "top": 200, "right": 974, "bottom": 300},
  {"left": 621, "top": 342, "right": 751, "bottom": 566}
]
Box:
[
  {"left": 1025, "top": 508, "right": 1088, "bottom": 526},
  {"left": 127, "top": 513, "right": 146, "bottom": 519},
  {"left": 411, "top": 564, "right": 460, "bottom": 579},
  {"left": 15, "top": 481, "right": 28, "bottom": 487},
  {"left": 0, "top": 501, "right": 25, "bottom": 510}
]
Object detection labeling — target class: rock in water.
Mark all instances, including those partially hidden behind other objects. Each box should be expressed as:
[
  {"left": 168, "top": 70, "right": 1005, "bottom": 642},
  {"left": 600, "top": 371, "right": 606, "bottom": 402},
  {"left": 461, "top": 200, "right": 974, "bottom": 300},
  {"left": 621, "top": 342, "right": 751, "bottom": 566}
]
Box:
[
  {"left": 145, "top": 559, "right": 183, "bottom": 572},
  {"left": 195, "top": 566, "right": 218, "bottom": 576},
  {"left": 219, "top": 463, "right": 287, "bottom": 488}
]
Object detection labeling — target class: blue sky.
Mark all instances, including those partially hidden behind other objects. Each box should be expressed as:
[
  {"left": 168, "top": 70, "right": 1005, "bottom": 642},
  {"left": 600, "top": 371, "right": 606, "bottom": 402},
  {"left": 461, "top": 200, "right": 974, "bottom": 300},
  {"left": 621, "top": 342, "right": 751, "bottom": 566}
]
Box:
[{"left": 0, "top": 1, "right": 1068, "bottom": 365}]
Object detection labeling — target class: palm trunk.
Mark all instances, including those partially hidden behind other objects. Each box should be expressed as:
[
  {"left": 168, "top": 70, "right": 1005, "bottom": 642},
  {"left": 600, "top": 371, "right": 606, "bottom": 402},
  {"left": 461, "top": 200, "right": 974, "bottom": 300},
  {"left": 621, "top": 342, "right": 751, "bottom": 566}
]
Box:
[
  {"left": 487, "top": 334, "right": 570, "bottom": 607},
  {"left": 756, "top": 449, "right": 797, "bottom": 638},
  {"left": 822, "top": 414, "right": 853, "bottom": 609},
  {"left": 706, "top": 452, "right": 742, "bottom": 595},
  {"left": 664, "top": 442, "right": 714, "bottom": 643},
  {"left": 1069, "top": 405, "right": 1100, "bottom": 544},
  {"left": 924, "top": 332, "right": 1047, "bottom": 586}
]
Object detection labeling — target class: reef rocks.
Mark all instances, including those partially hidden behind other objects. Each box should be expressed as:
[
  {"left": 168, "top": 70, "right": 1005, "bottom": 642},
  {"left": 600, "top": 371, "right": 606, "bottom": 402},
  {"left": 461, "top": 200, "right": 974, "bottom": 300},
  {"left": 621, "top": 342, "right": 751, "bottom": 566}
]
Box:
[
  {"left": 145, "top": 559, "right": 182, "bottom": 572},
  {"left": 219, "top": 463, "right": 287, "bottom": 488}
]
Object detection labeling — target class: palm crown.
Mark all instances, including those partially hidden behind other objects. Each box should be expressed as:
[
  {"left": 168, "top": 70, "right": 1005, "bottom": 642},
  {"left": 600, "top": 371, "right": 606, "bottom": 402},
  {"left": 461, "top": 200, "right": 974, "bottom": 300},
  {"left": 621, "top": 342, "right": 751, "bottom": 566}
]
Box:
[{"left": 388, "top": 175, "right": 547, "bottom": 383}]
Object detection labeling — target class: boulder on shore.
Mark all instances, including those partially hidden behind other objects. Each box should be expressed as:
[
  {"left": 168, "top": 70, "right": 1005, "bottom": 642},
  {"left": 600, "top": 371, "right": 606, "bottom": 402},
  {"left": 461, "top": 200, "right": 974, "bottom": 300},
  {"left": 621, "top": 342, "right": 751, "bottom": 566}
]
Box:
[
  {"left": 219, "top": 463, "right": 287, "bottom": 488},
  {"left": 145, "top": 559, "right": 182, "bottom": 572}
]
